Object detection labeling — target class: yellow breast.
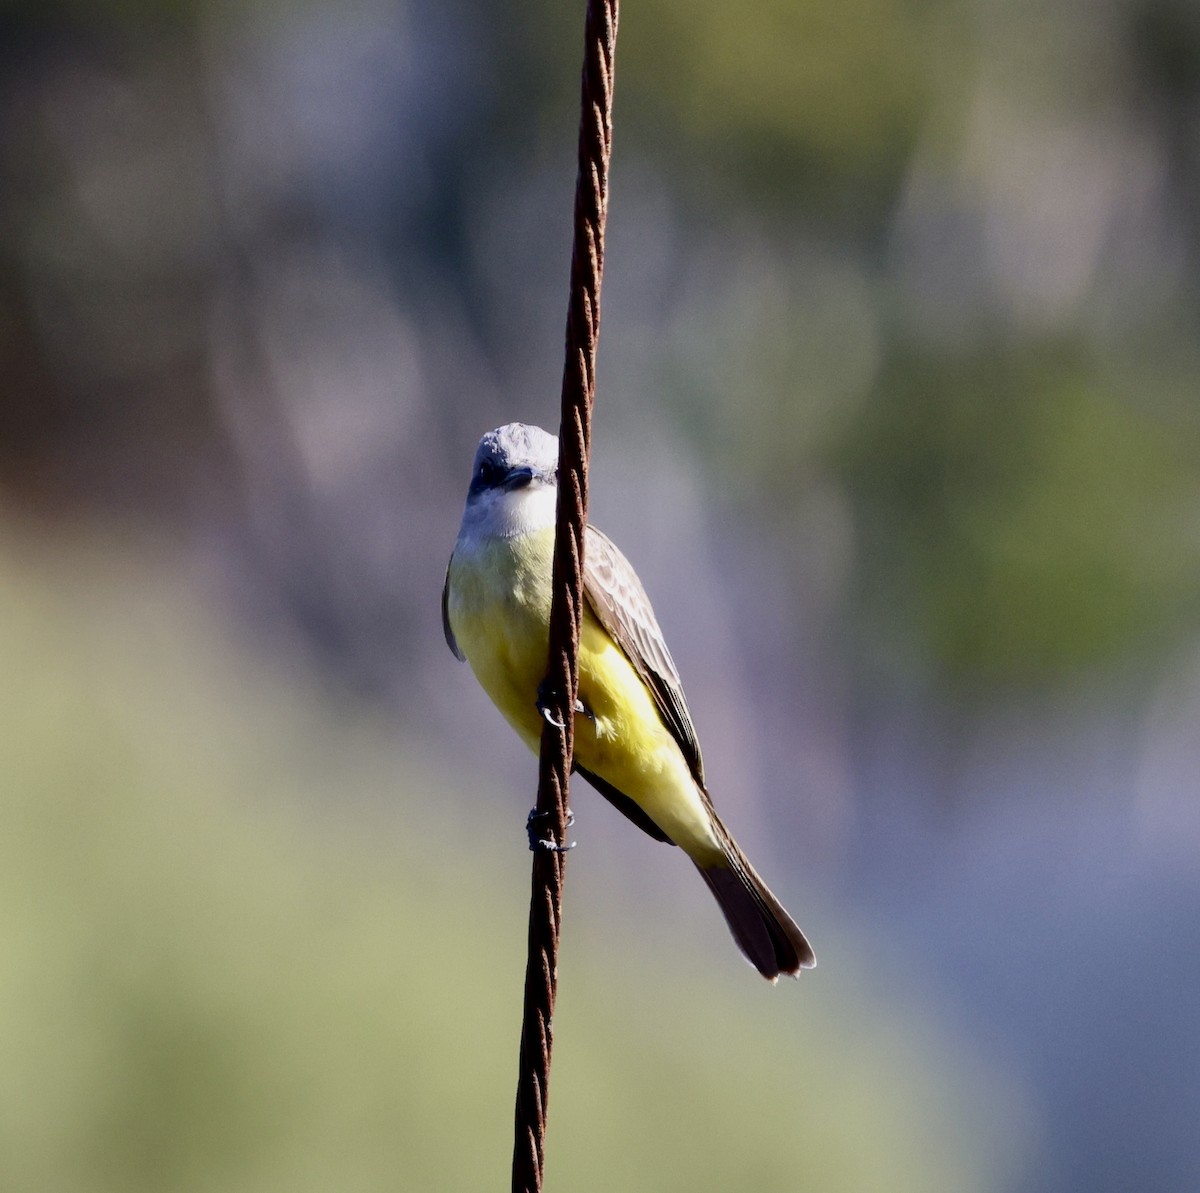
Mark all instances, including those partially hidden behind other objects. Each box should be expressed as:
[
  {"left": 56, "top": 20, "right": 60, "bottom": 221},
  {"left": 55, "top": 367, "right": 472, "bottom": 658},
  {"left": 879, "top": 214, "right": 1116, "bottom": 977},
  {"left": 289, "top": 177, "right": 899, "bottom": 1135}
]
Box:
[
  {"left": 446, "top": 527, "right": 556, "bottom": 750},
  {"left": 446, "top": 526, "right": 721, "bottom": 861}
]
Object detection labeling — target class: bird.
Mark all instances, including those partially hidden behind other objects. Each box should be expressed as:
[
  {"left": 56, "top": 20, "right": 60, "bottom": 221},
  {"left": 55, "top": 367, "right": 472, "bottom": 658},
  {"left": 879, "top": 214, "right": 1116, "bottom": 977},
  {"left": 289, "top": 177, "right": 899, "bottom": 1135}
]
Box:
[{"left": 442, "top": 422, "right": 815, "bottom": 980}]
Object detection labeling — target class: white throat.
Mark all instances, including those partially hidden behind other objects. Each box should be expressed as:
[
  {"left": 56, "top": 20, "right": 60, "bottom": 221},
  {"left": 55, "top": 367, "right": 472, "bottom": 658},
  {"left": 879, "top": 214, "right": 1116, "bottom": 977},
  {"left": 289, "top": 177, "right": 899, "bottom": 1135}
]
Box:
[{"left": 456, "top": 483, "right": 557, "bottom": 548}]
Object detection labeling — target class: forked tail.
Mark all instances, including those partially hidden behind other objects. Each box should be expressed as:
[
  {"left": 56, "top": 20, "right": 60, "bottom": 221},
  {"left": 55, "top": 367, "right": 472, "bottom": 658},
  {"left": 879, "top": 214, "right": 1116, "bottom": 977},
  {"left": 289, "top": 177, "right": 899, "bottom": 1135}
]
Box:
[{"left": 697, "top": 828, "right": 815, "bottom": 981}]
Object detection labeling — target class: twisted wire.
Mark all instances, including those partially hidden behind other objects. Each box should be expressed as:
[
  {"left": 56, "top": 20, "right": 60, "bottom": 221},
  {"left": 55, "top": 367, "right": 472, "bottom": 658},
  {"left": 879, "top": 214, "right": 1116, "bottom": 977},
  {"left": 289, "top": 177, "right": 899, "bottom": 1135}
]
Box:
[{"left": 511, "top": 2, "right": 618, "bottom": 1190}]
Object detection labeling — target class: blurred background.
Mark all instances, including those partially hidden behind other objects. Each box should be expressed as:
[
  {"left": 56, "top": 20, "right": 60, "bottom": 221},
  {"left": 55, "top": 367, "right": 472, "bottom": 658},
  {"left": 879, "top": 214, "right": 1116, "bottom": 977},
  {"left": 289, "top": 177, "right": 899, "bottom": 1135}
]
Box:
[{"left": 1, "top": 0, "right": 1198, "bottom": 1189}]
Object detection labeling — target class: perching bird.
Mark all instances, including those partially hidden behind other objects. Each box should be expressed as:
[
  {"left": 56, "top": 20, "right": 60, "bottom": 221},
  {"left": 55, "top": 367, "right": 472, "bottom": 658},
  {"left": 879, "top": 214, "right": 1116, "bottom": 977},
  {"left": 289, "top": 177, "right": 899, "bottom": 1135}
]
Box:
[{"left": 442, "top": 423, "right": 815, "bottom": 980}]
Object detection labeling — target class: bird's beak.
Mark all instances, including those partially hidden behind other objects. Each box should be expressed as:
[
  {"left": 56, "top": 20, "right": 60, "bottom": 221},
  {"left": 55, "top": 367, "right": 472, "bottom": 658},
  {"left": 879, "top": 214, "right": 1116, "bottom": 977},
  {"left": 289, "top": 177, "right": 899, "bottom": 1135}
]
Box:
[{"left": 503, "top": 465, "right": 537, "bottom": 491}]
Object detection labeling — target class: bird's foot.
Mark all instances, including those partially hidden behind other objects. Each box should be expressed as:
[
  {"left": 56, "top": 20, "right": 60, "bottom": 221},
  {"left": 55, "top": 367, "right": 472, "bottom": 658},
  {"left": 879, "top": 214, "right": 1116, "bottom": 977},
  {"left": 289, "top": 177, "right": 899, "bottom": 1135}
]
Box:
[
  {"left": 526, "top": 806, "right": 576, "bottom": 853},
  {"left": 535, "top": 681, "right": 591, "bottom": 729}
]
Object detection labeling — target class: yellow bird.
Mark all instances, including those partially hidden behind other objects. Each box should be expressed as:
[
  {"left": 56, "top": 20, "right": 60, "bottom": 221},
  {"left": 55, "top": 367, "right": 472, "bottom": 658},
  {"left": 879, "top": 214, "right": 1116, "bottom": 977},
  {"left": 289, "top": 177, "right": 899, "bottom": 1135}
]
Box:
[{"left": 443, "top": 423, "right": 815, "bottom": 980}]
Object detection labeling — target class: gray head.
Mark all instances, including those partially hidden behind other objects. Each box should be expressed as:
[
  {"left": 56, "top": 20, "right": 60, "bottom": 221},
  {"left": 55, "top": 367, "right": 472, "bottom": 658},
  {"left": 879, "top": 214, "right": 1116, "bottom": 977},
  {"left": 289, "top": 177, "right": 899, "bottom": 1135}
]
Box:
[
  {"left": 469, "top": 423, "right": 558, "bottom": 495},
  {"left": 458, "top": 423, "right": 560, "bottom": 540}
]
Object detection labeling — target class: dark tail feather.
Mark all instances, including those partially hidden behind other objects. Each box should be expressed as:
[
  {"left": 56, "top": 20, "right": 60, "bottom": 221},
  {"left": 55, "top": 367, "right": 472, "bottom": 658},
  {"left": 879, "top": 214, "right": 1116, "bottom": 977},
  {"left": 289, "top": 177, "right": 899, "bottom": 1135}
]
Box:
[{"left": 697, "top": 835, "right": 815, "bottom": 982}]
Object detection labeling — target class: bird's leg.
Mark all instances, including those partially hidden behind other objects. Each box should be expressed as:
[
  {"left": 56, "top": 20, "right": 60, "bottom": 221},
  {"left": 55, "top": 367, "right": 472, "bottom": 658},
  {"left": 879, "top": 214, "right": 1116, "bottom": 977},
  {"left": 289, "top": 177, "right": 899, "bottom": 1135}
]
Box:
[
  {"left": 535, "top": 680, "right": 593, "bottom": 729},
  {"left": 526, "top": 807, "right": 576, "bottom": 852}
]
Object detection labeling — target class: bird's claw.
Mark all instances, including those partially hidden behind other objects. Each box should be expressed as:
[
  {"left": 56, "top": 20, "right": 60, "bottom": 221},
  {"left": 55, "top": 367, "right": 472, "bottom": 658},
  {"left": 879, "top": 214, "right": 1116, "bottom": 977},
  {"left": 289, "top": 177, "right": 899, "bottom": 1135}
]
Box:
[
  {"left": 538, "top": 704, "right": 567, "bottom": 730},
  {"left": 526, "top": 807, "right": 576, "bottom": 853},
  {"left": 536, "top": 681, "right": 590, "bottom": 729}
]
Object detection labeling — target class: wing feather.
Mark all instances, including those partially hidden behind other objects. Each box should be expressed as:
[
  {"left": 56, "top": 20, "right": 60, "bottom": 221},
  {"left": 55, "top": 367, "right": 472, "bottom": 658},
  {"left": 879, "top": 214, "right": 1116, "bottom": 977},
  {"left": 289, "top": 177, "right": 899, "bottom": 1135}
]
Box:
[
  {"left": 441, "top": 562, "right": 465, "bottom": 661},
  {"left": 583, "top": 525, "right": 705, "bottom": 788}
]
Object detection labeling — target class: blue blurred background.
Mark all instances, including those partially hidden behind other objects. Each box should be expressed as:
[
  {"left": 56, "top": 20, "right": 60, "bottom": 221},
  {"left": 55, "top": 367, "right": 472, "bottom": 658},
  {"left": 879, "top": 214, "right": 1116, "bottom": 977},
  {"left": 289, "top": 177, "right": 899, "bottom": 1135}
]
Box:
[{"left": 1, "top": 0, "right": 1198, "bottom": 1189}]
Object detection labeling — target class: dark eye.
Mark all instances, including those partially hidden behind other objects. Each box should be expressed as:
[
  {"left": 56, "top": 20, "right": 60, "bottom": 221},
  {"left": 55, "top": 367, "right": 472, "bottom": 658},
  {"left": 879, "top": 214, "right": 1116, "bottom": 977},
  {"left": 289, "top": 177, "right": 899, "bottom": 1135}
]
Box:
[{"left": 475, "top": 458, "right": 503, "bottom": 487}]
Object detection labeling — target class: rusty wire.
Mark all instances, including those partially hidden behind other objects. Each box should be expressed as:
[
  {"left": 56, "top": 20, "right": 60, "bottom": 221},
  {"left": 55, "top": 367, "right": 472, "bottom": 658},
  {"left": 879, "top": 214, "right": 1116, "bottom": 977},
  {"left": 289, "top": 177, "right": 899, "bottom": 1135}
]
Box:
[{"left": 510, "top": 1, "right": 618, "bottom": 1190}]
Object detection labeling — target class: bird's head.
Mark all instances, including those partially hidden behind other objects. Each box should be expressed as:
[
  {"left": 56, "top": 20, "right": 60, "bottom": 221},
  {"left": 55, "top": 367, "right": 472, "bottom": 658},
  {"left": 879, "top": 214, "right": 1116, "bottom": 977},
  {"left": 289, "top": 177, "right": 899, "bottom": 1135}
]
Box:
[{"left": 458, "top": 422, "right": 559, "bottom": 540}]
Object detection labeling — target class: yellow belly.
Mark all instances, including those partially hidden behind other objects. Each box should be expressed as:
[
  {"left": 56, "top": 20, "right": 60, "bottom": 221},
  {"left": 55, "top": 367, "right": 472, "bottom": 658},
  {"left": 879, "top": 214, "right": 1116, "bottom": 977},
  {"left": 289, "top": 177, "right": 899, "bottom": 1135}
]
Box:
[{"left": 446, "top": 528, "right": 721, "bottom": 862}]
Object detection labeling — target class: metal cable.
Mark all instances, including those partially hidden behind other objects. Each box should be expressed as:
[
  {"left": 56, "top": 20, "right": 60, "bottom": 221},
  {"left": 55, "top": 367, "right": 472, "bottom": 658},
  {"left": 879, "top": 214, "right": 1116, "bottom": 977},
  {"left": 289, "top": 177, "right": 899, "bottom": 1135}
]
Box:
[{"left": 511, "top": 2, "right": 618, "bottom": 1190}]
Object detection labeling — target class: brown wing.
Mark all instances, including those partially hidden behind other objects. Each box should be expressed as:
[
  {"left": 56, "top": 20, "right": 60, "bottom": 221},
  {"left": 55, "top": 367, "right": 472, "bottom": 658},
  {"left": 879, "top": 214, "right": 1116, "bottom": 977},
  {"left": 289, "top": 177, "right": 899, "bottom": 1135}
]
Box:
[
  {"left": 441, "top": 561, "right": 465, "bottom": 661},
  {"left": 583, "top": 525, "right": 705, "bottom": 788}
]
